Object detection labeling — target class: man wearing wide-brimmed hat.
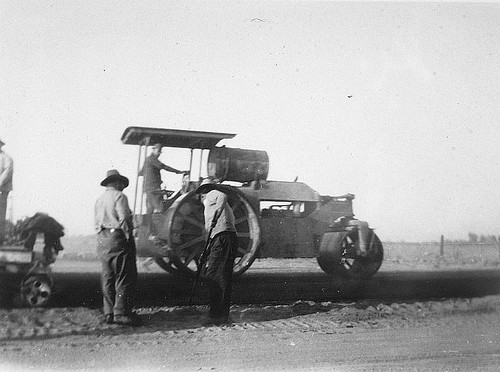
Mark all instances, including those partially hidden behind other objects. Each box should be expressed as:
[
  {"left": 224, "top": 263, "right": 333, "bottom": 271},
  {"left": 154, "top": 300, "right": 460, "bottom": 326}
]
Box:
[
  {"left": 94, "top": 169, "right": 140, "bottom": 326},
  {"left": 0, "top": 138, "right": 13, "bottom": 245},
  {"left": 196, "top": 178, "right": 238, "bottom": 325}
]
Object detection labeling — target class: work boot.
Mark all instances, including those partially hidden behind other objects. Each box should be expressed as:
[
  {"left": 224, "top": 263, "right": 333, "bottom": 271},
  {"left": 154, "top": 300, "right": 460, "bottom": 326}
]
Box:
[
  {"left": 114, "top": 313, "right": 142, "bottom": 327},
  {"left": 103, "top": 314, "right": 114, "bottom": 325}
]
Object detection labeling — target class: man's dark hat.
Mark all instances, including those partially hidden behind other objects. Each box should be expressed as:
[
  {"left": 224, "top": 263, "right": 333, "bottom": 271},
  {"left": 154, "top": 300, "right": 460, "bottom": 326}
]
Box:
[
  {"left": 100, "top": 169, "right": 129, "bottom": 188},
  {"left": 195, "top": 178, "right": 218, "bottom": 194}
]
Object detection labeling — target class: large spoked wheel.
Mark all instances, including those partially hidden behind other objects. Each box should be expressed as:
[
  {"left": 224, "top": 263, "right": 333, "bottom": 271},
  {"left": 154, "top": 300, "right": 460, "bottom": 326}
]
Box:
[
  {"left": 317, "top": 229, "right": 383, "bottom": 280},
  {"left": 133, "top": 220, "right": 182, "bottom": 275},
  {"left": 164, "top": 189, "right": 260, "bottom": 277}
]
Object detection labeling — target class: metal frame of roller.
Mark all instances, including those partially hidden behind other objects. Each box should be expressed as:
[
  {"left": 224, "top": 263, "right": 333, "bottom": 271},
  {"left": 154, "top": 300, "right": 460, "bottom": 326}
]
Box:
[{"left": 122, "top": 126, "right": 383, "bottom": 279}]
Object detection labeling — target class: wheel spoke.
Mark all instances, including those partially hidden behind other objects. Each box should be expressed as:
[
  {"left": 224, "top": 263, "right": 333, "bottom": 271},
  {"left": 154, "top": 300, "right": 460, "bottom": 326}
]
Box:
[
  {"left": 183, "top": 249, "right": 201, "bottom": 266},
  {"left": 175, "top": 211, "right": 204, "bottom": 229},
  {"left": 236, "top": 232, "right": 250, "bottom": 238},
  {"left": 176, "top": 235, "right": 205, "bottom": 251},
  {"left": 153, "top": 257, "right": 179, "bottom": 274},
  {"left": 230, "top": 199, "right": 242, "bottom": 213},
  {"left": 235, "top": 215, "right": 248, "bottom": 226},
  {"left": 343, "top": 259, "right": 353, "bottom": 269},
  {"left": 237, "top": 246, "right": 248, "bottom": 255}
]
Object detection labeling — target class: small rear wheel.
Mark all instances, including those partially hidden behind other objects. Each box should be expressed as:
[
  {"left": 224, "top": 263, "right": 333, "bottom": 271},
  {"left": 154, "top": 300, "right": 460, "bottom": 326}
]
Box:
[
  {"left": 317, "top": 230, "right": 383, "bottom": 280},
  {"left": 20, "top": 274, "right": 52, "bottom": 307}
]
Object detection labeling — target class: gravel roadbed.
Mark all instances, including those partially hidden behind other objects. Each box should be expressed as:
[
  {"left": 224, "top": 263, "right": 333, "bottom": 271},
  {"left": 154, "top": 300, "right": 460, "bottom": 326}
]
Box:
[{"left": 1, "top": 295, "right": 499, "bottom": 341}]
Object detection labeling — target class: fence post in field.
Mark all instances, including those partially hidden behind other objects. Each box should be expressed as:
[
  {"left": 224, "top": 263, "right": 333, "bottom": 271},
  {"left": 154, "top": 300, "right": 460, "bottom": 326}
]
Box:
[{"left": 440, "top": 235, "right": 444, "bottom": 256}]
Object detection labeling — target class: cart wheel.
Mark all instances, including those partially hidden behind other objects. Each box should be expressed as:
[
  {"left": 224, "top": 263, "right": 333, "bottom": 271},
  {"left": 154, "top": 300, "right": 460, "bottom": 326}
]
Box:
[
  {"left": 20, "top": 275, "right": 52, "bottom": 307},
  {"left": 164, "top": 189, "right": 260, "bottom": 277},
  {"left": 317, "top": 230, "right": 383, "bottom": 279}
]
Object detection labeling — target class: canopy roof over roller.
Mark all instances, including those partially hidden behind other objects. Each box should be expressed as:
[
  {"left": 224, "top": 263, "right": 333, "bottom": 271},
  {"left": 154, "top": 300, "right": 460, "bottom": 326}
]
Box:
[{"left": 121, "top": 126, "right": 236, "bottom": 149}]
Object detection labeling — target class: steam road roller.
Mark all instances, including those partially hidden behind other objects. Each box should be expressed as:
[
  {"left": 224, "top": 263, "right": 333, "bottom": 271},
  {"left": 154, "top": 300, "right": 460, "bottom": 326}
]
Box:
[{"left": 122, "top": 126, "right": 383, "bottom": 280}]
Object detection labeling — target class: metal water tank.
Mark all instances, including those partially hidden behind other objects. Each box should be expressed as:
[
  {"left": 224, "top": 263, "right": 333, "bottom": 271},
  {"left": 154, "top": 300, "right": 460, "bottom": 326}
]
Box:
[{"left": 207, "top": 147, "right": 269, "bottom": 183}]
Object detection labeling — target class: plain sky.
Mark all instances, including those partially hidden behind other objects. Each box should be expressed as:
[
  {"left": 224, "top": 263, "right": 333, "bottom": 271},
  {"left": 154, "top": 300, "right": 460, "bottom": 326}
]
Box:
[{"left": 0, "top": 1, "right": 499, "bottom": 241}]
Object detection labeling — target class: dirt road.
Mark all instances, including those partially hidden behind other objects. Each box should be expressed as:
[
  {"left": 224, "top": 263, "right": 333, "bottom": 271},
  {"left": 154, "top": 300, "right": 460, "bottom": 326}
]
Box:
[
  {"left": 1, "top": 296, "right": 499, "bottom": 371},
  {"left": 22, "top": 259, "right": 500, "bottom": 307},
  {"left": 0, "top": 259, "right": 499, "bottom": 371}
]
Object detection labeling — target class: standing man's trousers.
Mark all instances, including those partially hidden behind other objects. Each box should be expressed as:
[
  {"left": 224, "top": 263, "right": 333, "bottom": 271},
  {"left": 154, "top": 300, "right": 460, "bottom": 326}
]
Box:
[
  {"left": 145, "top": 190, "right": 164, "bottom": 236},
  {"left": 203, "top": 231, "right": 237, "bottom": 320},
  {"left": 146, "top": 190, "right": 164, "bottom": 214},
  {"left": 97, "top": 229, "right": 138, "bottom": 317},
  {"left": 0, "top": 192, "right": 9, "bottom": 243}
]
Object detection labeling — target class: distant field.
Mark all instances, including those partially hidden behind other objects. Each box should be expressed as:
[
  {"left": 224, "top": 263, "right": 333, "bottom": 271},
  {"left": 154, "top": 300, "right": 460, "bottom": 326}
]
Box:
[
  {"left": 59, "top": 235, "right": 97, "bottom": 260},
  {"left": 59, "top": 235, "right": 500, "bottom": 268},
  {"left": 383, "top": 241, "right": 500, "bottom": 268}
]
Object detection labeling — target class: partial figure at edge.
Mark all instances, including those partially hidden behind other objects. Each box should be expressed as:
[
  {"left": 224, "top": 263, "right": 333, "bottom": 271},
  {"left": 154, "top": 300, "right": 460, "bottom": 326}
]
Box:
[{"left": 0, "top": 138, "right": 13, "bottom": 245}]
